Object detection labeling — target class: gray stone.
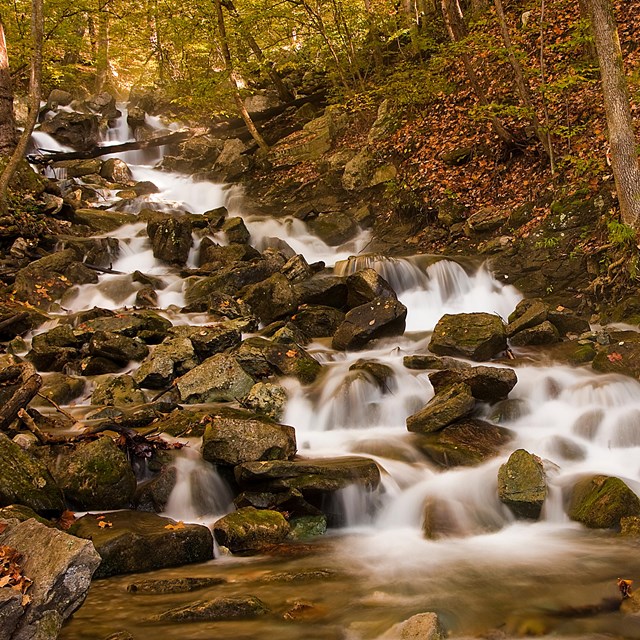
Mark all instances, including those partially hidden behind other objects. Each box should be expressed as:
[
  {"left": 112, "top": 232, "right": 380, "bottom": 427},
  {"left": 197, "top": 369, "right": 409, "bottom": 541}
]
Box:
[
  {"left": 92, "top": 374, "right": 146, "bottom": 405},
  {"left": 346, "top": 268, "right": 397, "bottom": 308},
  {"left": 507, "top": 298, "right": 549, "bottom": 336},
  {"left": 134, "top": 336, "right": 198, "bottom": 389},
  {"left": 308, "top": 212, "right": 358, "bottom": 246},
  {"left": 100, "top": 158, "right": 133, "bottom": 184},
  {"left": 428, "top": 366, "right": 517, "bottom": 403},
  {"left": 242, "top": 273, "right": 298, "bottom": 325},
  {"left": 0, "top": 517, "right": 100, "bottom": 640},
  {"left": 243, "top": 382, "right": 288, "bottom": 420},
  {"left": 222, "top": 216, "right": 251, "bottom": 244}
]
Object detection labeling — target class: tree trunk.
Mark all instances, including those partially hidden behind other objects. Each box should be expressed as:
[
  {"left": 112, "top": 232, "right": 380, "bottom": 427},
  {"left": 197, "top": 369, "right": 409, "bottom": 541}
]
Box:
[
  {"left": 584, "top": 0, "right": 640, "bottom": 228},
  {"left": 493, "top": 0, "right": 553, "bottom": 162},
  {"left": 0, "top": 0, "right": 43, "bottom": 212},
  {"left": 214, "top": 0, "right": 269, "bottom": 152},
  {"left": 441, "top": 0, "right": 515, "bottom": 145},
  {"left": 0, "top": 17, "right": 17, "bottom": 155},
  {"left": 95, "top": 0, "right": 110, "bottom": 93}
]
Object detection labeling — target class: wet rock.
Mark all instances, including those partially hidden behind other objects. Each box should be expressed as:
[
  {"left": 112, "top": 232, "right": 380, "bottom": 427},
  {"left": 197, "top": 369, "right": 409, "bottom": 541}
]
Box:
[
  {"left": 211, "top": 138, "right": 250, "bottom": 181},
  {"left": 308, "top": 211, "right": 358, "bottom": 246},
  {"left": 498, "top": 449, "right": 547, "bottom": 519},
  {"left": 293, "top": 274, "right": 348, "bottom": 308},
  {"left": 422, "top": 497, "right": 469, "bottom": 539},
  {"left": 222, "top": 216, "right": 251, "bottom": 244},
  {"left": 0, "top": 504, "right": 51, "bottom": 526},
  {"left": 175, "top": 353, "right": 255, "bottom": 403},
  {"left": 150, "top": 595, "right": 269, "bottom": 622},
  {"left": 378, "top": 612, "right": 446, "bottom": 640},
  {"left": 592, "top": 335, "right": 640, "bottom": 379},
  {"left": 0, "top": 517, "right": 100, "bottom": 639},
  {"left": 134, "top": 336, "right": 198, "bottom": 389},
  {"left": 235, "top": 456, "right": 381, "bottom": 494},
  {"left": 235, "top": 487, "right": 322, "bottom": 518},
  {"left": 0, "top": 303, "right": 46, "bottom": 341},
  {"left": 545, "top": 340, "right": 597, "bottom": 366},
  {"left": 40, "top": 111, "right": 100, "bottom": 150},
  {"left": 71, "top": 209, "right": 138, "bottom": 233},
  {"left": 332, "top": 296, "right": 407, "bottom": 351},
  {"left": 243, "top": 382, "right": 288, "bottom": 420},
  {"left": 507, "top": 298, "right": 549, "bottom": 336},
  {"left": 79, "top": 356, "right": 122, "bottom": 376},
  {"left": 428, "top": 366, "right": 517, "bottom": 403},
  {"left": 349, "top": 359, "right": 395, "bottom": 392},
  {"left": 198, "top": 240, "right": 260, "bottom": 268},
  {"left": 291, "top": 305, "right": 345, "bottom": 339},
  {"left": 0, "top": 588, "right": 22, "bottom": 637},
  {"left": 127, "top": 577, "right": 225, "bottom": 594},
  {"left": 42, "top": 436, "right": 136, "bottom": 510},
  {"left": 147, "top": 216, "right": 193, "bottom": 266},
  {"left": 87, "top": 330, "right": 149, "bottom": 366},
  {"left": 345, "top": 268, "right": 397, "bottom": 308},
  {"left": 38, "top": 373, "right": 85, "bottom": 405},
  {"left": 488, "top": 398, "right": 530, "bottom": 423},
  {"left": 172, "top": 323, "right": 242, "bottom": 360},
  {"left": 0, "top": 433, "right": 64, "bottom": 515},
  {"left": 85, "top": 91, "right": 118, "bottom": 118},
  {"left": 620, "top": 515, "right": 640, "bottom": 536},
  {"left": 547, "top": 306, "right": 590, "bottom": 336},
  {"left": 71, "top": 510, "right": 214, "bottom": 577},
  {"left": 235, "top": 336, "right": 322, "bottom": 384},
  {"left": 201, "top": 413, "right": 296, "bottom": 466},
  {"left": 242, "top": 273, "right": 299, "bottom": 325},
  {"left": 568, "top": 475, "right": 640, "bottom": 529},
  {"left": 92, "top": 375, "right": 145, "bottom": 406},
  {"left": 509, "top": 320, "right": 560, "bottom": 347},
  {"left": 100, "top": 158, "right": 133, "bottom": 184},
  {"left": 414, "top": 418, "right": 513, "bottom": 467},
  {"left": 75, "top": 311, "right": 172, "bottom": 343},
  {"left": 57, "top": 236, "right": 120, "bottom": 268},
  {"left": 406, "top": 383, "right": 476, "bottom": 434},
  {"left": 213, "top": 507, "right": 291, "bottom": 553},
  {"left": 289, "top": 515, "right": 327, "bottom": 540},
  {"left": 150, "top": 407, "right": 215, "bottom": 438},
  {"left": 403, "top": 354, "right": 472, "bottom": 371},
  {"left": 429, "top": 312, "right": 507, "bottom": 361},
  {"left": 133, "top": 465, "right": 177, "bottom": 513},
  {"left": 282, "top": 254, "right": 314, "bottom": 283}
]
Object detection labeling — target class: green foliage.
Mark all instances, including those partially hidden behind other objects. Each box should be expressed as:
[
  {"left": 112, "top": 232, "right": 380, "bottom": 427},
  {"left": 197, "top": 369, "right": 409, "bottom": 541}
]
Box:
[{"left": 607, "top": 220, "right": 637, "bottom": 247}]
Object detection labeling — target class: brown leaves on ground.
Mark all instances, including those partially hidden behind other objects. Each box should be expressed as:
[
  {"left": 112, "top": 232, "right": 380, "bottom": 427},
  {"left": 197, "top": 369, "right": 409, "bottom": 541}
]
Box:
[
  {"left": 0, "top": 545, "right": 32, "bottom": 606},
  {"left": 618, "top": 578, "right": 634, "bottom": 599}
]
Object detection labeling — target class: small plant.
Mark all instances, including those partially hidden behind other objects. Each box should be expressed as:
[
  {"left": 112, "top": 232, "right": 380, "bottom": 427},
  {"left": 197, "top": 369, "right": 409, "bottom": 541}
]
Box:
[
  {"left": 534, "top": 236, "right": 560, "bottom": 249},
  {"left": 607, "top": 220, "right": 637, "bottom": 247}
]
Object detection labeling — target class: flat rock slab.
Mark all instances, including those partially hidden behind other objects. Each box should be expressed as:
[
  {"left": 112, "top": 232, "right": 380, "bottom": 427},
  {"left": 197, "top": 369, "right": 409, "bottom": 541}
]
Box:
[
  {"left": 127, "top": 577, "right": 225, "bottom": 594},
  {"left": 0, "top": 517, "right": 100, "bottom": 640},
  {"left": 149, "top": 596, "right": 269, "bottom": 622},
  {"left": 428, "top": 366, "right": 517, "bottom": 403},
  {"left": 406, "top": 383, "right": 475, "bottom": 434},
  {"left": 429, "top": 312, "right": 506, "bottom": 361},
  {"left": 235, "top": 456, "right": 381, "bottom": 494},
  {"left": 70, "top": 510, "right": 213, "bottom": 578}
]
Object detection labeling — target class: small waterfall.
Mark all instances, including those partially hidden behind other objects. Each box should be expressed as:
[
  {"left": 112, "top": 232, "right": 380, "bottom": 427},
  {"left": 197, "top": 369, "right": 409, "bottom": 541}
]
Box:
[{"left": 163, "top": 447, "right": 234, "bottom": 524}]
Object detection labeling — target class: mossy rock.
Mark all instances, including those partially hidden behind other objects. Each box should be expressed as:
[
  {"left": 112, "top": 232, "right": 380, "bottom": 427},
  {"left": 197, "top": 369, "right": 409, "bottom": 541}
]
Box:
[
  {"left": 568, "top": 475, "right": 640, "bottom": 529},
  {"left": 149, "top": 596, "right": 269, "bottom": 622},
  {"left": 429, "top": 313, "right": 507, "bottom": 361},
  {"left": 0, "top": 433, "right": 64, "bottom": 516},
  {"left": 213, "top": 507, "right": 290, "bottom": 553},
  {"left": 406, "top": 383, "right": 475, "bottom": 434},
  {"left": 42, "top": 436, "right": 136, "bottom": 510},
  {"left": 592, "top": 336, "right": 640, "bottom": 379},
  {"left": 497, "top": 449, "right": 547, "bottom": 520}
]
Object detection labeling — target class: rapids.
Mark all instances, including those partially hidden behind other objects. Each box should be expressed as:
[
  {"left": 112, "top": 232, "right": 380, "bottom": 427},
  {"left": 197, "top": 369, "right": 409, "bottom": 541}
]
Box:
[{"left": 40, "top": 109, "right": 640, "bottom": 640}]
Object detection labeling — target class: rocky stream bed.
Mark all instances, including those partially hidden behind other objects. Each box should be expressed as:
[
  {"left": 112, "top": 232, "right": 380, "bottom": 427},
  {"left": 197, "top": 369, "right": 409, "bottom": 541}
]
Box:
[{"left": 3, "top": 92, "right": 640, "bottom": 639}]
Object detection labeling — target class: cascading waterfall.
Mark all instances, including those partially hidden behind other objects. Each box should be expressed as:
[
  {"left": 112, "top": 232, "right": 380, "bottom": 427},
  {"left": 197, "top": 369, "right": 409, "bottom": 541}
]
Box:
[{"left": 49, "top": 107, "right": 640, "bottom": 640}]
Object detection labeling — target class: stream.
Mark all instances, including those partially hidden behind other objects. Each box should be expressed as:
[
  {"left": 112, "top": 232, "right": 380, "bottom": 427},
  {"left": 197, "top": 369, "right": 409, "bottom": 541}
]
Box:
[{"left": 30, "top": 109, "right": 640, "bottom": 639}]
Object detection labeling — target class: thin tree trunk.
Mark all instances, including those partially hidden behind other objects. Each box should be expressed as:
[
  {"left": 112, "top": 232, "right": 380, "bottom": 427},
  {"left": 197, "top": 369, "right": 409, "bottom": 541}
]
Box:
[
  {"left": 441, "top": 0, "right": 515, "bottom": 145},
  {"left": 0, "top": 17, "right": 16, "bottom": 155},
  {"left": 95, "top": 0, "right": 110, "bottom": 93},
  {"left": 584, "top": 0, "right": 640, "bottom": 228},
  {"left": 493, "top": 0, "right": 553, "bottom": 164},
  {"left": 363, "top": 0, "right": 383, "bottom": 71},
  {"left": 0, "top": 0, "right": 43, "bottom": 213},
  {"left": 577, "top": 0, "right": 598, "bottom": 60},
  {"left": 214, "top": 0, "right": 269, "bottom": 152}
]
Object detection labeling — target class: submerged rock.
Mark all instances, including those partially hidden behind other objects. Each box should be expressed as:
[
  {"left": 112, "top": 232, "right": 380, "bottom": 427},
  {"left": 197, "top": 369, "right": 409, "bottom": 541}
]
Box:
[
  {"left": 213, "top": 507, "right": 291, "bottom": 553},
  {"left": 568, "top": 475, "right": 640, "bottom": 529},
  {"left": 429, "top": 312, "right": 507, "bottom": 361},
  {"left": 406, "top": 383, "right": 475, "bottom": 434},
  {"left": 71, "top": 510, "right": 214, "bottom": 577},
  {"left": 498, "top": 449, "right": 547, "bottom": 519},
  {"left": 127, "top": 577, "right": 225, "bottom": 594},
  {"left": 378, "top": 612, "right": 446, "bottom": 640},
  {"left": 0, "top": 517, "right": 100, "bottom": 640},
  {"left": 150, "top": 595, "right": 269, "bottom": 622}
]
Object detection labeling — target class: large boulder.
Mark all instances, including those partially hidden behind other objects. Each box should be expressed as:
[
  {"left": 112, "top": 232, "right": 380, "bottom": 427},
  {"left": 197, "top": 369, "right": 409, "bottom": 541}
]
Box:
[
  {"left": 0, "top": 433, "right": 64, "bottom": 516},
  {"left": 507, "top": 299, "right": 549, "bottom": 336},
  {"left": 213, "top": 507, "right": 290, "bottom": 553},
  {"left": 134, "top": 336, "right": 198, "bottom": 389},
  {"left": 41, "top": 436, "right": 136, "bottom": 510},
  {"left": 241, "top": 274, "right": 298, "bottom": 325},
  {"left": 497, "top": 449, "right": 547, "bottom": 519},
  {"left": 342, "top": 148, "right": 397, "bottom": 191},
  {"left": 406, "top": 383, "right": 475, "bottom": 434},
  {"left": 40, "top": 111, "right": 100, "bottom": 150},
  {"left": 291, "top": 305, "right": 345, "bottom": 339},
  {"left": 87, "top": 331, "right": 149, "bottom": 366},
  {"left": 293, "top": 274, "right": 348, "bottom": 308},
  {"left": 345, "top": 268, "right": 397, "bottom": 308},
  {"left": 92, "top": 375, "right": 146, "bottom": 405},
  {"left": 308, "top": 212, "right": 358, "bottom": 246},
  {"left": 568, "top": 475, "right": 640, "bottom": 529},
  {"left": 592, "top": 334, "right": 640, "bottom": 380},
  {"left": 242, "top": 382, "right": 288, "bottom": 420},
  {"left": 234, "top": 456, "right": 381, "bottom": 495},
  {"left": 428, "top": 366, "right": 517, "bottom": 403},
  {"left": 414, "top": 418, "right": 513, "bottom": 467},
  {"left": 509, "top": 320, "right": 560, "bottom": 347},
  {"left": 332, "top": 297, "right": 407, "bottom": 350},
  {"left": 429, "top": 313, "right": 507, "bottom": 361},
  {"left": 100, "top": 158, "right": 133, "bottom": 184},
  {"left": 0, "top": 517, "right": 100, "bottom": 640},
  {"left": 201, "top": 413, "right": 297, "bottom": 466},
  {"left": 70, "top": 510, "right": 214, "bottom": 577},
  {"left": 175, "top": 353, "right": 255, "bottom": 403}
]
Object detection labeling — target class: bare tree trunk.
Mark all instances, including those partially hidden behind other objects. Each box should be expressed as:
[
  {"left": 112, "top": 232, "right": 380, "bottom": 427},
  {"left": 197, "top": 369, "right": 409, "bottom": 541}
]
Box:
[
  {"left": 493, "top": 0, "right": 554, "bottom": 164},
  {"left": 0, "top": 0, "right": 43, "bottom": 213},
  {"left": 0, "top": 17, "right": 17, "bottom": 155},
  {"left": 577, "top": 0, "right": 598, "bottom": 60},
  {"left": 214, "top": 0, "right": 269, "bottom": 152},
  {"left": 584, "top": 0, "right": 640, "bottom": 228},
  {"left": 95, "top": 0, "right": 110, "bottom": 93},
  {"left": 441, "top": 0, "right": 515, "bottom": 145},
  {"left": 363, "top": 0, "right": 383, "bottom": 70}
]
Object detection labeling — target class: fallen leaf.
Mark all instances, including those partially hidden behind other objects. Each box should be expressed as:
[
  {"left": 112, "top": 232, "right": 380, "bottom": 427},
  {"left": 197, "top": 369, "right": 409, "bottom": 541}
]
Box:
[
  {"left": 21, "top": 594, "right": 31, "bottom": 606},
  {"left": 98, "top": 521, "right": 113, "bottom": 529},
  {"left": 0, "top": 575, "right": 11, "bottom": 587},
  {"left": 0, "top": 523, "right": 6, "bottom": 534},
  {"left": 164, "top": 521, "right": 186, "bottom": 530},
  {"left": 607, "top": 352, "right": 623, "bottom": 363},
  {"left": 286, "top": 350, "right": 297, "bottom": 357}
]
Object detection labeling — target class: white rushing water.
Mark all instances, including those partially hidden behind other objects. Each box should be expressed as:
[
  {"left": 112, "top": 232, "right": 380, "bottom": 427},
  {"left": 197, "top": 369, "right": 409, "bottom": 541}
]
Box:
[{"left": 43, "top": 109, "right": 640, "bottom": 639}]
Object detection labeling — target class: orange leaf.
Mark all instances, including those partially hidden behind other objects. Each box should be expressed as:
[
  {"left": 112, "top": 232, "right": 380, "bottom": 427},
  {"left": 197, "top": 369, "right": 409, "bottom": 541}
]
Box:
[
  {"left": 286, "top": 350, "right": 297, "bottom": 358},
  {"left": 607, "top": 352, "right": 623, "bottom": 363},
  {"left": 164, "top": 521, "right": 185, "bottom": 530},
  {"left": 98, "top": 521, "right": 113, "bottom": 529}
]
